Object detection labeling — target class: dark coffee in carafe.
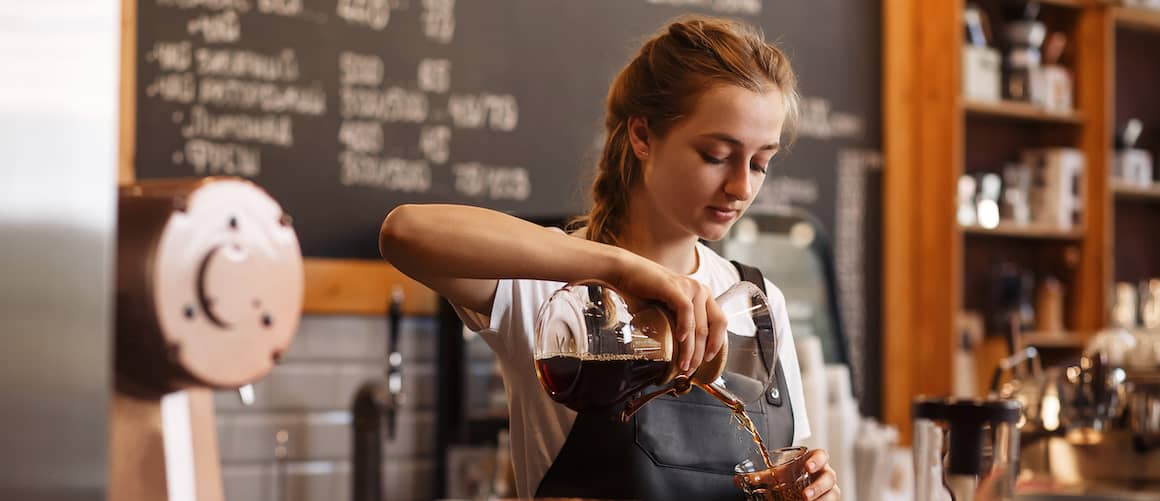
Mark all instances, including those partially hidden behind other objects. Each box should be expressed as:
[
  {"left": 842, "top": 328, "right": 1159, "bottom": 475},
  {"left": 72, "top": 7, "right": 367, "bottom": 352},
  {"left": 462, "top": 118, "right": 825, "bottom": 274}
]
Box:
[{"left": 535, "top": 354, "right": 669, "bottom": 413}]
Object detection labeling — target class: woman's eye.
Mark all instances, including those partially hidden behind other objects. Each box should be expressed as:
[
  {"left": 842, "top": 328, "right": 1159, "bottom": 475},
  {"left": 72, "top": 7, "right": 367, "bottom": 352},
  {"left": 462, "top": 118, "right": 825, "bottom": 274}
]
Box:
[
  {"left": 750, "top": 162, "right": 769, "bottom": 174},
  {"left": 699, "top": 152, "right": 726, "bottom": 164}
]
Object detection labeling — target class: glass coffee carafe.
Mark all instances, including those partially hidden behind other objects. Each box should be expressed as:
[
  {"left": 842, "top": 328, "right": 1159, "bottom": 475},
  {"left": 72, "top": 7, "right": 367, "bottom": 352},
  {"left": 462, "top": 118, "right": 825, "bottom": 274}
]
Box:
[{"left": 533, "top": 280, "right": 777, "bottom": 419}]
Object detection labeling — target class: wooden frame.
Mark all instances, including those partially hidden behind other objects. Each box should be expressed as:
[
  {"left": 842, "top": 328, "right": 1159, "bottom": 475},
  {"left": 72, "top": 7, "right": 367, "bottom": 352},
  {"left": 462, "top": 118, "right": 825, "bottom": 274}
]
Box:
[
  {"left": 117, "top": 0, "right": 436, "bottom": 317},
  {"left": 119, "top": 0, "right": 135, "bottom": 184},
  {"left": 1074, "top": 7, "right": 1113, "bottom": 331}
]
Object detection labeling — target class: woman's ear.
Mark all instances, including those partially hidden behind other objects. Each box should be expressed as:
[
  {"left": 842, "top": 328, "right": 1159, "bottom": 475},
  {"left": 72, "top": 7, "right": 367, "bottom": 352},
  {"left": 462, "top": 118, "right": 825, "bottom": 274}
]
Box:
[{"left": 627, "top": 116, "right": 650, "bottom": 162}]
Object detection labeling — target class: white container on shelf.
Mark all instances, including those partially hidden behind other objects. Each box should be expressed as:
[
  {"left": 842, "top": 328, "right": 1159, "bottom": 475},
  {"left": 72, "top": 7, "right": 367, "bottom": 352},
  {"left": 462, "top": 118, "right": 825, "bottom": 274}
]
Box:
[
  {"left": 1040, "top": 64, "right": 1073, "bottom": 113},
  {"left": 1122, "top": 0, "right": 1160, "bottom": 9},
  {"left": 963, "top": 45, "right": 1001, "bottom": 103},
  {"left": 1022, "top": 148, "right": 1084, "bottom": 229},
  {"left": 1115, "top": 148, "right": 1154, "bottom": 187}
]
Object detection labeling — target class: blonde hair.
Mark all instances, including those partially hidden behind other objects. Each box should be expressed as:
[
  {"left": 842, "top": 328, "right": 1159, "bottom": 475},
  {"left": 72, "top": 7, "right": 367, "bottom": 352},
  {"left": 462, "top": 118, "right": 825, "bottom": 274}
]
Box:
[{"left": 571, "top": 15, "right": 799, "bottom": 245}]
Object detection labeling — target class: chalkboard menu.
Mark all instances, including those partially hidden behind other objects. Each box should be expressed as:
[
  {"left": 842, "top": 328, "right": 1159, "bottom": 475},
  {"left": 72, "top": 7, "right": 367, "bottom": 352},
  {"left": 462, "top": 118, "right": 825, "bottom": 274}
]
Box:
[
  {"left": 136, "top": 0, "right": 883, "bottom": 416},
  {"left": 136, "top": 0, "right": 880, "bottom": 260}
]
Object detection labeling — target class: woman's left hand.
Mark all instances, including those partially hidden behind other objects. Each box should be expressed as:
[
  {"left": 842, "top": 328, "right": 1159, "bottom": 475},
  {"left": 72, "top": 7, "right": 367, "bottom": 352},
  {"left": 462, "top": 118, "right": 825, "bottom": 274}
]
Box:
[{"left": 802, "top": 449, "right": 839, "bottom": 500}]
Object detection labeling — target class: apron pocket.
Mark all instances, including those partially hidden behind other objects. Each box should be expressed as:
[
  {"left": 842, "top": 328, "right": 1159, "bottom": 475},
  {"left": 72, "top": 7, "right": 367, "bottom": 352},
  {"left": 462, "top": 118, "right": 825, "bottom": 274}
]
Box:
[{"left": 633, "top": 372, "right": 767, "bottom": 473}]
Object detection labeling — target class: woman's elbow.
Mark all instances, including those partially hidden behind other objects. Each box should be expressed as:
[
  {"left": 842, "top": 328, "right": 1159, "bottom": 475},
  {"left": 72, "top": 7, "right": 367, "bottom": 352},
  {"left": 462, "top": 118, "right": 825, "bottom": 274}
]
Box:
[{"left": 379, "top": 204, "right": 418, "bottom": 260}]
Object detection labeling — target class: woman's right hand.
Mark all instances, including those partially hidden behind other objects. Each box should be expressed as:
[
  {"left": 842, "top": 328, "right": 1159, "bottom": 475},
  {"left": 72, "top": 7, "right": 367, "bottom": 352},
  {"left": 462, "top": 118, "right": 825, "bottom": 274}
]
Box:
[{"left": 609, "top": 252, "right": 727, "bottom": 376}]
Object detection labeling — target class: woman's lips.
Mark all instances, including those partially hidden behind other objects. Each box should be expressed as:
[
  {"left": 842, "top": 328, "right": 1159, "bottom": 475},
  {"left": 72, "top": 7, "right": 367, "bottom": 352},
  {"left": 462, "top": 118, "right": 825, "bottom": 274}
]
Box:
[{"left": 707, "top": 207, "right": 739, "bottom": 222}]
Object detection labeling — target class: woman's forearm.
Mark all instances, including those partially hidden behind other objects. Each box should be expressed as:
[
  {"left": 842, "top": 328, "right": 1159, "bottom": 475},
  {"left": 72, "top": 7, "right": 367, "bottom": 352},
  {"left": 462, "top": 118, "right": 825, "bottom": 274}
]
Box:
[{"left": 379, "top": 204, "right": 628, "bottom": 285}]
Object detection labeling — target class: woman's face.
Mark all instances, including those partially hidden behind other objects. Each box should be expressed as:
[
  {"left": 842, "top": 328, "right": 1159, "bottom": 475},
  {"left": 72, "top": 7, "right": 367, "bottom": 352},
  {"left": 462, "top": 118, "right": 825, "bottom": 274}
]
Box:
[{"left": 632, "top": 85, "right": 786, "bottom": 242}]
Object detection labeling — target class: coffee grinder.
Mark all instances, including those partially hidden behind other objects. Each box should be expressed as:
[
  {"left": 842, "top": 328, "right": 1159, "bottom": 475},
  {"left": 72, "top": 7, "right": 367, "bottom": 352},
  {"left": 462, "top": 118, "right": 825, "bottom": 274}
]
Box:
[{"left": 109, "top": 177, "right": 303, "bottom": 501}]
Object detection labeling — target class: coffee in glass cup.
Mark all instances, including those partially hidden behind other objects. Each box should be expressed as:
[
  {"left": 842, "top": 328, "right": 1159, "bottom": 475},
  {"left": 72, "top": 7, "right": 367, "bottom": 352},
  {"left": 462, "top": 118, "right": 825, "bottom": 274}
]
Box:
[{"left": 733, "top": 446, "right": 812, "bottom": 501}]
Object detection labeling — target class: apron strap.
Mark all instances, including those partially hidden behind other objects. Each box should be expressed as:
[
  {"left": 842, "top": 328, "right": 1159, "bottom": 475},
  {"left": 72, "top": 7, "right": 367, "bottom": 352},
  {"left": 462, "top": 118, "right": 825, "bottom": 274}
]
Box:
[{"left": 731, "top": 261, "right": 783, "bottom": 407}]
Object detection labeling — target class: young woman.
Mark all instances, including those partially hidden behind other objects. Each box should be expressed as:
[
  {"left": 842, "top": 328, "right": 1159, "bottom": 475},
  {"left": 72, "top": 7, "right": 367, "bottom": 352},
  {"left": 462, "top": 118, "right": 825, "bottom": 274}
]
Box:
[{"left": 380, "top": 15, "right": 839, "bottom": 500}]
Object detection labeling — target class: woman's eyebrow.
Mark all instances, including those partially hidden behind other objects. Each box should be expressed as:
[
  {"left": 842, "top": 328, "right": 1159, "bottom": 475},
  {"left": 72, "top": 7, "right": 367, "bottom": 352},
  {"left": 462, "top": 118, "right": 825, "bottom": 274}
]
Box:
[{"left": 695, "top": 132, "right": 779, "bottom": 151}]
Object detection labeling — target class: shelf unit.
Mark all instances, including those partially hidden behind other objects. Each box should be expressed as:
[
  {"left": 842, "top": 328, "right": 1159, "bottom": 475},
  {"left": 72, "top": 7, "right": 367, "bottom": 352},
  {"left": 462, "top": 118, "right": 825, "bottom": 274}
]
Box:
[
  {"left": 1041, "top": 0, "right": 1088, "bottom": 8},
  {"left": 884, "top": 0, "right": 1117, "bottom": 441},
  {"left": 886, "top": 0, "right": 1160, "bottom": 442}
]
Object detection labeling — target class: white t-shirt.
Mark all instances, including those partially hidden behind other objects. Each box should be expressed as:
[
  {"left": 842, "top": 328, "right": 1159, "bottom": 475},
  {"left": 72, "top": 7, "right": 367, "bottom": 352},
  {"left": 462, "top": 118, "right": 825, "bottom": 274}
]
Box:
[{"left": 454, "top": 236, "right": 811, "bottom": 498}]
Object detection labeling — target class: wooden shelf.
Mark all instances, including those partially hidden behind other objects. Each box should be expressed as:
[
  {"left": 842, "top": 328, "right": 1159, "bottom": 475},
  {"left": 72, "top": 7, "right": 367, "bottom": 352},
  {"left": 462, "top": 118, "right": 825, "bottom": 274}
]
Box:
[
  {"left": 1040, "top": 0, "right": 1087, "bottom": 8},
  {"left": 1113, "top": 181, "right": 1160, "bottom": 201},
  {"left": 1116, "top": 6, "right": 1160, "bottom": 32},
  {"left": 982, "top": 332, "right": 1084, "bottom": 349},
  {"left": 961, "top": 222, "right": 1085, "bottom": 240},
  {"left": 1020, "top": 331, "right": 1085, "bottom": 349},
  {"left": 964, "top": 100, "right": 1085, "bottom": 125},
  {"left": 303, "top": 258, "right": 438, "bottom": 315}
]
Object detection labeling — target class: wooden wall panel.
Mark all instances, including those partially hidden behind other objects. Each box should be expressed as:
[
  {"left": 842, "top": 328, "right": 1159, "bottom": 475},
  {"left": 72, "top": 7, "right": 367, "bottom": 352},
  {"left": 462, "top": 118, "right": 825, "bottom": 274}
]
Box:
[
  {"left": 883, "top": 0, "right": 960, "bottom": 443},
  {"left": 883, "top": 0, "right": 917, "bottom": 442}
]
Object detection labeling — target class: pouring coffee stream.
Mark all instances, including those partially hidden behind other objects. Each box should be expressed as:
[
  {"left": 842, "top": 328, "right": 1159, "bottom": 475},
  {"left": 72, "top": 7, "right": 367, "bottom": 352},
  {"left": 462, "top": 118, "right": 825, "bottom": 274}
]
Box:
[
  {"left": 534, "top": 280, "right": 780, "bottom": 471},
  {"left": 703, "top": 381, "right": 777, "bottom": 472}
]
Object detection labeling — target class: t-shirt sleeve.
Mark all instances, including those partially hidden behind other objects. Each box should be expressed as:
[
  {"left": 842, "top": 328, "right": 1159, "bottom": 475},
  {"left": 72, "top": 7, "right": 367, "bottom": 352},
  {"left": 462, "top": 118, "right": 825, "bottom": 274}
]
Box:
[
  {"left": 451, "top": 276, "right": 566, "bottom": 360},
  {"left": 451, "top": 278, "right": 512, "bottom": 334},
  {"left": 764, "top": 278, "right": 812, "bottom": 444}
]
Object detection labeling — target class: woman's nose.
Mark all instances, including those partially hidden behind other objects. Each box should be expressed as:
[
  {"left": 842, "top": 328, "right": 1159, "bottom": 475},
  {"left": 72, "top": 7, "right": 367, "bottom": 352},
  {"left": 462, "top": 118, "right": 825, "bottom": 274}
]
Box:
[{"left": 723, "top": 164, "right": 754, "bottom": 201}]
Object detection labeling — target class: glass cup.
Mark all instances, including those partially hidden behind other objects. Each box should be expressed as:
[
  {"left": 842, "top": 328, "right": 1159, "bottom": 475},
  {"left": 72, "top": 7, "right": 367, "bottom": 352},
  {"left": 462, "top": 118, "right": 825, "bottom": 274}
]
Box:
[{"left": 733, "top": 446, "right": 812, "bottom": 501}]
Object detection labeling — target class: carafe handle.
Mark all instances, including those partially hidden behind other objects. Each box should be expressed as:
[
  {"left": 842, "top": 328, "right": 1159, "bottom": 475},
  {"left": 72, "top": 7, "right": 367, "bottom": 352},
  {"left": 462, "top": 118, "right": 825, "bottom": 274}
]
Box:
[
  {"left": 619, "top": 375, "right": 745, "bottom": 422},
  {"left": 619, "top": 376, "right": 692, "bottom": 422}
]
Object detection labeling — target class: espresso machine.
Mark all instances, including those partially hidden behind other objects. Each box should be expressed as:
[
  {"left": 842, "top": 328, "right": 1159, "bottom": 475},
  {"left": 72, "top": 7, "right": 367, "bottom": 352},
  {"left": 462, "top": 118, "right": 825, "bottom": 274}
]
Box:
[
  {"left": 1002, "top": 343, "right": 1160, "bottom": 492},
  {"left": 109, "top": 177, "right": 303, "bottom": 501}
]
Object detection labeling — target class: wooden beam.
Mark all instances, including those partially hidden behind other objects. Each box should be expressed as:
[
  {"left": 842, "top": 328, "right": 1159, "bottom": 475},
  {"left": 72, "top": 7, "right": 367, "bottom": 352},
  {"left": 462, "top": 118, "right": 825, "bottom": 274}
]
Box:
[
  {"left": 882, "top": 0, "right": 919, "bottom": 443},
  {"left": 883, "top": 0, "right": 960, "bottom": 443},
  {"left": 1074, "top": 6, "right": 1113, "bottom": 333},
  {"left": 302, "top": 258, "right": 439, "bottom": 316},
  {"left": 914, "top": 0, "right": 960, "bottom": 426}
]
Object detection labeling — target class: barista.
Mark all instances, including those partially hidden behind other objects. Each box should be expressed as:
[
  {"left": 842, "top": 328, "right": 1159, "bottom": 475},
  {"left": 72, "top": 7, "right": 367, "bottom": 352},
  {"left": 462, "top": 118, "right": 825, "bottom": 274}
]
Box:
[{"left": 379, "top": 15, "right": 839, "bottom": 500}]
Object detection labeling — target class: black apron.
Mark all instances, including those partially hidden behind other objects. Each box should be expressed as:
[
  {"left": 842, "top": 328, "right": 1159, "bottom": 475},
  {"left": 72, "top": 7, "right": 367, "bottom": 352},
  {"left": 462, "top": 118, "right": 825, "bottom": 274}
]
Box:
[{"left": 535, "top": 262, "right": 796, "bottom": 500}]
